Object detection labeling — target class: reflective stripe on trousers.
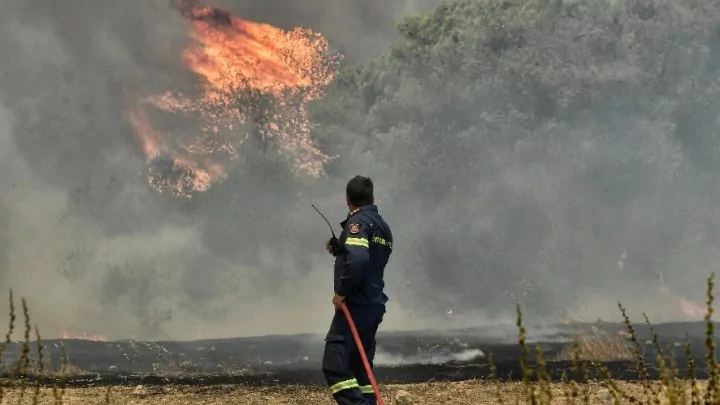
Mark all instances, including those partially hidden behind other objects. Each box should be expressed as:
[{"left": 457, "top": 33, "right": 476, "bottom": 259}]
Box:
[{"left": 330, "top": 378, "right": 360, "bottom": 394}]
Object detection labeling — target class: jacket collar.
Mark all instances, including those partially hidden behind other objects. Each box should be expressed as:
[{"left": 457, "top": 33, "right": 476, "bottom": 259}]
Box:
[{"left": 340, "top": 204, "right": 377, "bottom": 227}]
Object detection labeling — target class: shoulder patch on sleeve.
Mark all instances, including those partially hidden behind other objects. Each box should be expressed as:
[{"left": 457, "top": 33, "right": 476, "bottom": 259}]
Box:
[{"left": 348, "top": 223, "right": 360, "bottom": 234}]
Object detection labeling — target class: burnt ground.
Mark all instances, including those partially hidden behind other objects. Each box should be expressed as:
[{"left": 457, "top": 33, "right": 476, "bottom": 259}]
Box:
[
  {"left": 0, "top": 381, "right": 678, "bottom": 405},
  {"left": 0, "top": 321, "right": 715, "bottom": 387}
]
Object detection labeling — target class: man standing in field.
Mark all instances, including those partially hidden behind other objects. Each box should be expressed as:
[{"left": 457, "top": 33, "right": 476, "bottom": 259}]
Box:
[{"left": 322, "top": 175, "right": 394, "bottom": 405}]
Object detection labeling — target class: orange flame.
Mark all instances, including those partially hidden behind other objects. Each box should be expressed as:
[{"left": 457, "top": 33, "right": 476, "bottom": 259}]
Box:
[
  {"left": 658, "top": 284, "right": 706, "bottom": 319},
  {"left": 61, "top": 331, "right": 109, "bottom": 342},
  {"left": 680, "top": 297, "right": 705, "bottom": 318},
  {"left": 128, "top": 0, "right": 341, "bottom": 197}
]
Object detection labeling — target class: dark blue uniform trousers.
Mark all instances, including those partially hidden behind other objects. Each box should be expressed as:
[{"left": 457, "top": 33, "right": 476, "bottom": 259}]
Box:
[{"left": 322, "top": 305, "right": 385, "bottom": 405}]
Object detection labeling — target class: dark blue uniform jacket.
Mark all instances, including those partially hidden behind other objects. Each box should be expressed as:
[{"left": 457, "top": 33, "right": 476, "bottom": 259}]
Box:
[{"left": 334, "top": 204, "right": 393, "bottom": 307}]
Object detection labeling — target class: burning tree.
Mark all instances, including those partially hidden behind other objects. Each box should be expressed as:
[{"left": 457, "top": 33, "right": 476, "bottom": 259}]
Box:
[
  {"left": 147, "top": 153, "right": 198, "bottom": 198},
  {"left": 127, "top": 0, "right": 342, "bottom": 198}
]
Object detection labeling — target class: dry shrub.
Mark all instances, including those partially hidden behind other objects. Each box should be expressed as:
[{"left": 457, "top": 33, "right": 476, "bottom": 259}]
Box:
[{"left": 555, "top": 333, "right": 633, "bottom": 362}]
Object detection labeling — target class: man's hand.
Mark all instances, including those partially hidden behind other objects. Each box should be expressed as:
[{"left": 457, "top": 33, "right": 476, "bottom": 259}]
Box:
[
  {"left": 326, "top": 236, "right": 338, "bottom": 256},
  {"left": 332, "top": 293, "right": 345, "bottom": 310}
]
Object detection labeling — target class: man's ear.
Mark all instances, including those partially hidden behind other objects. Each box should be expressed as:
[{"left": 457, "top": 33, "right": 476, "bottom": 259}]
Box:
[{"left": 345, "top": 195, "right": 350, "bottom": 205}]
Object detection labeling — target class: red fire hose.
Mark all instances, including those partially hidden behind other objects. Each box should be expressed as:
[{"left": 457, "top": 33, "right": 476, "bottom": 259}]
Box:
[{"left": 340, "top": 302, "right": 385, "bottom": 405}]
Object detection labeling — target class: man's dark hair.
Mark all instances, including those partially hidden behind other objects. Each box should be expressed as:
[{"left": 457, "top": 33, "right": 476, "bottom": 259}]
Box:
[{"left": 346, "top": 175, "right": 374, "bottom": 207}]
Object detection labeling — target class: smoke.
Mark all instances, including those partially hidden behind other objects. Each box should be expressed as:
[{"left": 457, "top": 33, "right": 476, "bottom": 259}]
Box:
[
  {"left": 304, "top": 1, "right": 720, "bottom": 331},
  {"left": 294, "top": 0, "right": 711, "bottom": 334},
  {"left": 0, "top": 0, "right": 715, "bottom": 345},
  {"left": 0, "top": 0, "right": 446, "bottom": 340},
  {"left": 374, "top": 348, "right": 485, "bottom": 367},
  {"left": 342, "top": 98, "right": 714, "bottom": 329}
]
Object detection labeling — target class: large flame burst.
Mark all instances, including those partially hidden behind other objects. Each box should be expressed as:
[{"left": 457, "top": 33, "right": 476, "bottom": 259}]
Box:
[{"left": 127, "top": 0, "right": 341, "bottom": 197}]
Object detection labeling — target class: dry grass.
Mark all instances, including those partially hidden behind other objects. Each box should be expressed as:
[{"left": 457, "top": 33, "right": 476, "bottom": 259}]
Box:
[
  {"left": 0, "top": 273, "right": 719, "bottom": 404},
  {"left": 0, "top": 380, "right": 696, "bottom": 405},
  {"left": 554, "top": 333, "right": 634, "bottom": 362}
]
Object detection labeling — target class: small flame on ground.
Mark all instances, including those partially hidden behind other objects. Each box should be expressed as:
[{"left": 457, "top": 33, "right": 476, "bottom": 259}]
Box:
[
  {"left": 680, "top": 297, "right": 705, "bottom": 318},
  {"left": 659, "top": 285, "right": 706, "bottom": 319},
  {"left": 128, "top": 0, "right": 341, "bottom": 197},
  {"left": 61, "top": 331, "right": 109, "bottom": 342}
]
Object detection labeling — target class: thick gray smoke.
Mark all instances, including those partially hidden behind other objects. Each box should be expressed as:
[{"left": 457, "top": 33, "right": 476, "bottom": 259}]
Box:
[
  {"left": 0, "top": 0, "right": 712, "bottom": 343},
  {"left": 0, "top": 0, "right": 445, "bottom": 340},
  {"left": 305, "top": 0, "right": 720, "bottom": 330}
]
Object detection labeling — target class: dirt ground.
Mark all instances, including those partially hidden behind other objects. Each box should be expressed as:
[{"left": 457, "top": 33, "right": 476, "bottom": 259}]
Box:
[{"left": 0, "top": 380, "right": 691, "bottom": 405}]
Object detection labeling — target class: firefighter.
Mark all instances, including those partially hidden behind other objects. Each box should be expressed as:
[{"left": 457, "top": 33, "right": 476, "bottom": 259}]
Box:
[{"left": 322, "top": 175, "right": 393, "bottom": 405}]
